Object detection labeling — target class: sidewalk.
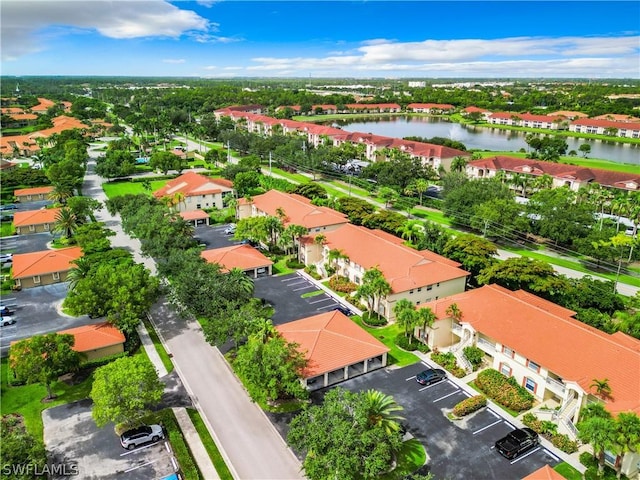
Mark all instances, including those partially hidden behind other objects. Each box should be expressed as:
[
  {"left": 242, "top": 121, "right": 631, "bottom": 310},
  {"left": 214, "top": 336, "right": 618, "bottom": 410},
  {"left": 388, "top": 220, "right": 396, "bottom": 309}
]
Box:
[{"left": 172, "top": 407, "right": 220, "bottom": 480}]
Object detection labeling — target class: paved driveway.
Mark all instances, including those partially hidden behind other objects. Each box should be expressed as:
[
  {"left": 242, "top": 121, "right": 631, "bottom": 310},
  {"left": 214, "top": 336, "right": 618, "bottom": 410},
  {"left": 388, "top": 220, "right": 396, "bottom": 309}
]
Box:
[
  {"left": 1, "top": 232, "right": 53, "bottom": 254},
  {"left": 0, "top": 283, "right": 97, "bottom": 357},
  {"left": 254, "top": 272, "right": 345, "bottom": 325},
  {"left": 314, "top": 361, "right": 561, "bottom": 480},
  {"left": 43, "top": 400, "right": 177, "bottom": 480},
  {"left": 193, "top": 224, "right": 239, "bottom": 250}
]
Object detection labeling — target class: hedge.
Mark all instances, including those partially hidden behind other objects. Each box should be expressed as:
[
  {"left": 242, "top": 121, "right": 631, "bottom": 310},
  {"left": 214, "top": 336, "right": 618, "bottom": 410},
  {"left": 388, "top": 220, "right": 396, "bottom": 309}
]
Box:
[
  {"left": 453, "top": 395, "right": 487, "bottom": 417},
  {"left": 394, "top": 334, "right": 430, "bottom": 353},
  {"left": 431, "top": 351, "right": 466, "bottom": 378},
  {"left": 475, "top": 369, "right": 534, "bottom": 411},
  {"left": 522, "top": 413, "right": 578, "bottom": 454},
  {"left": 328, "top": 275, "right": 358, "bottom": 293}
]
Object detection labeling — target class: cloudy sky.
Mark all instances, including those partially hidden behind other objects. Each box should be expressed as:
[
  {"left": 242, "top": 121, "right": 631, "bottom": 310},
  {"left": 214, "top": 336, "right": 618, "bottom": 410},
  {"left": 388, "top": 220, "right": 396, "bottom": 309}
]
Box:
[{"left": 2, "top": 1, "right": 639, "bottom": 78}]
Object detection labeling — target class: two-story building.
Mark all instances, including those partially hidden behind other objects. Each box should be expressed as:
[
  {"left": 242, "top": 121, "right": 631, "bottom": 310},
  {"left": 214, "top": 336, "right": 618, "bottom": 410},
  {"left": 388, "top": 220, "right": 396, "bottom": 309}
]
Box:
[
  {"left": 417, "top": 284, "right": 640, "bottom": 477},
  {"left": 153, "top": 171, "right": 234, "bottom": 212},
  {"left": 13, "top": 207, "right": 61, "bottom": 234},
  {"left": 302, "top": 224, "right": 469, "bottom": 321}
]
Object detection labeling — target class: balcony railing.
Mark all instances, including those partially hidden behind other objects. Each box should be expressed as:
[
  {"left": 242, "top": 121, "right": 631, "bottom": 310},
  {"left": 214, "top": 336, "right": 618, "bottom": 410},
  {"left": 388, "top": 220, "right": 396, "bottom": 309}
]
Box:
[
  {"left": 545, "top": 377, "right": 566, "bottom": 396},
  {"left": 477, "top": 337, "right": 495, "bottom": 353},
  {"left": 451, "top": 324, "right": 463, "bottom": 337}
]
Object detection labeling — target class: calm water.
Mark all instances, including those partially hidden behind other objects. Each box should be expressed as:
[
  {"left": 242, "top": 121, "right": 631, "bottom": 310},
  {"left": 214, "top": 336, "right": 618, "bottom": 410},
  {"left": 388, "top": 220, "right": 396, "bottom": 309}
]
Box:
[{"left": 332, "top": 116, "right": 640, "bottom": 166}]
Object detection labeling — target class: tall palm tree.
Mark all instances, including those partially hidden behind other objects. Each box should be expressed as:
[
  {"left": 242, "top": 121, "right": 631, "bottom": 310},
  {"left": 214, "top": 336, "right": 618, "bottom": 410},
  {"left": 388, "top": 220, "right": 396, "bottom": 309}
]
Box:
[
  {"left": 48, "top": 184, "right": 74, "bottom": 205},
  {"left": 446, "top": 303, "right": 463, "bottom": 322},
  {"left": 578, "top": 416, "right": 618, "bottom": 474},
  {"left": 417, "top": 307, "right": 437, "bottom": 342},
  {"left": 362, "top": 390, "right": 405, "bottom": 435},
  {"left": 67, "top": 256, "right": 92, "bottom": 291},
  {"left": 228, "top": 267, "right": 255, "bottom": 297},
  {"left": 54, "top": 207, "right": 78, "bottom": 240},
  {"left": 450, "top": 156, "right": 469, "bottom": 173},
  {"left": 396, "top": 220, "right": 424, "bottom": 246},
  {"left": 613, "top": 412, "right": 640, "bottom": 479},
  {"left": 327, "top": 248, "right": 349, "bottom": 276},
  {"left": 393, "top": 299, "right": 418, "bottom": 341}
]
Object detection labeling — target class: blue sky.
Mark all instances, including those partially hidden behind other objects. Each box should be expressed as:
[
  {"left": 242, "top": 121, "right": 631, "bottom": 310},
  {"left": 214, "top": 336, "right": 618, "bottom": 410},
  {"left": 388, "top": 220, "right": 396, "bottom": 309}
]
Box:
[{"left": 2, "top": 1, "right": 639, "bottom": 78}]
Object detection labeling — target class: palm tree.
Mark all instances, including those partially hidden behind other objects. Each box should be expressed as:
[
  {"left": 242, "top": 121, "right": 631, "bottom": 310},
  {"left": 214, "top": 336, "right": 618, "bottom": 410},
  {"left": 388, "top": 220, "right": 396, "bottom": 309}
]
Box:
[
  {"left": 284, "top": 224, "right": 308, "bottom": 261},
  {"left": 417, "top": 307, "right": 437, "bottom": 343},
  {"left": 414, "top": 178, "right": 429, "bottom": 206},
  {"left": 327, "top": 248, "right": 349, "bottom": 276},
  {"left": 362, "top": 389, "right": 405, "bottom": 435},
  {"left": 54, "top": 207, "right": 78, "bottom": 240},
  {"left": 613, "top": 412, "right": 640, "bottom": 479},
  {"left": 48, "top": 184, "right": 74, "bottom": 205},
  {"left": 532, "top": 174, "right": 553, "bottom": 192},
  {"left": 450, "top": 156, "right": 469, "bottom": 173},
  {"left": 393, "top": 299, "right": 418, "bottom": 341},
  {"left": 446, "top": 303, "right": 463, "bottom": 323},
  {"left": 357, "top": 267, "right": 391, "bottom": 318},
  {"left": 228, "top": 268, "right": 254, "bottom": 296},
  {"left": 67, "top": 256, "right": 92, "bottom": 291},
  {"left": 590, "top": 378, "right": 612, "bottom": 399},
  {"left": 578, "top": 416, "right": 618, "bottom": 474},
  {"left": 396, "top": 220, "right": 424, "bottom": 247}
]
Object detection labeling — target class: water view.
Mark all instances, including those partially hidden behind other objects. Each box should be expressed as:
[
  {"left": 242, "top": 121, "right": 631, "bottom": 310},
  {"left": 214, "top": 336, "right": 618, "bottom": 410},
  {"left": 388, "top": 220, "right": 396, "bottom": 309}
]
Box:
[{"left": 331, "top": 116, "right": 639, "bottom": 166}]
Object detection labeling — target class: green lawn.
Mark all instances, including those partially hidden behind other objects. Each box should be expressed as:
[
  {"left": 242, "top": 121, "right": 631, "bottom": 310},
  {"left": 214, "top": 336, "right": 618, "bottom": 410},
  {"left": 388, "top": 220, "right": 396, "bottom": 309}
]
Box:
[
  {"left": 269, "top": 167, "right": 311, "bottom": 184},
  {"left": 271, "top": 255, "right": 296, "bottom": 276},
  {"left": 102, "top": 179, "right": 168, "bottom": 198},
  {"left": 186, "top": 409, "right": 234, "bottom": 480},
  {"left": 554, "top": 462, "right": 583, "bottom": 480},
  {"left": 381, "top": 438, "right": 426, "bottom": 479},
  {"left": 142, "top": 317, "right": 175, "bottom": 373},
  {"left": 301, "top": 290, "right": 324, "bottom": 298},
  {"left": 1, "top": 222, "right": 15, "bottom": 237},
  {"left": 350, "top": 316, "right": 419, "bottom": 367}
]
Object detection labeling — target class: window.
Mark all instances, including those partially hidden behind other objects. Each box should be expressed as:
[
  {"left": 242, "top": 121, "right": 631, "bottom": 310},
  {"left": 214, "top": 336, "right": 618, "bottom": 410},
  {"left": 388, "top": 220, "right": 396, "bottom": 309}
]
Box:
[
  {"left": 527, "top": 360, "right": 540, "bottom": 373},
  {"left": 426, "top": 285, "right": 432, "bottom": 291},
  {"left": 416, "top": 301, "right": 420, "bottom": 305},
  {"left": 44, "top": 224, "right": 50, "bottom": 231},
  {"left": 500, "top": 363, "right": 512, "bottom": 377},
  {"left": 409, "top": 290, "right": 414, "bottom": 294},
  {"left": 502, "top": 345, "right": 514, "bottom": 358},
  {"left": 196, "top": 204, "right": 201, "bottom": 209},
  {"left": 33, "top": 275, "right": 41, "bottom": 284},
  {"left": 417, "top": 288, "right": 422, "bottom": 292},
  {"left": 524, "top": 377, "right": 537, "bottom": 394},
  {"left": 29, "top": 225, "right": 35, "bottom": 231},
  {"left": 52, "top": 272, "right": 60, "bottom": 280}
]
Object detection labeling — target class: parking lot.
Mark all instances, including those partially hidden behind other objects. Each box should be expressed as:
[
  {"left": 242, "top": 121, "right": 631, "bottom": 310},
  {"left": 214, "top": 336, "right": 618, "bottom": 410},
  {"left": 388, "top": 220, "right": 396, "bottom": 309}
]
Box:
[
  {"left": 321, "top": 361, "right": 561, "bottom": 479},
  {"left": 193, "top": 223, "right": 239, "bottom": 250},
  {"left": 1, "top": 232, "right": 53, "bottom": 254},
  {"left": 43, "top": 400, "right": 178, "bottom": 480}
]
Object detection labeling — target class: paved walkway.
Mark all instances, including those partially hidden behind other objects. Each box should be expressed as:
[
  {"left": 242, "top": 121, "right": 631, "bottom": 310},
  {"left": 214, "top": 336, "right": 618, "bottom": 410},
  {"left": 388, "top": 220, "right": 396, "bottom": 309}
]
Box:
[{"left": 173, "top": 407, "right": 220, "bottom": 480}]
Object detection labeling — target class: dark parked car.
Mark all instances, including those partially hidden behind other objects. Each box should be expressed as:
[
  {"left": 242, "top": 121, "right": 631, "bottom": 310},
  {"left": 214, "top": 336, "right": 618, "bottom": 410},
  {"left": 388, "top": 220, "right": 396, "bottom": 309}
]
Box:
[
  {"left": 332, "top": 305, "right": 352, "bottom": 316},
  {"left": 0, "top": 204, "right": 18, "bottom": 212},
  {"left": 416, "top": 368, "right": 447, "bottom": 386},
  {"left": 0, "top": 305, "right": 13, "bottom": 316},
  {"left": 495, "top": 428, "right": 539, "bottom": 459},
  {"left": 120, "top": 424, "right": 164, "bottom": 450}
]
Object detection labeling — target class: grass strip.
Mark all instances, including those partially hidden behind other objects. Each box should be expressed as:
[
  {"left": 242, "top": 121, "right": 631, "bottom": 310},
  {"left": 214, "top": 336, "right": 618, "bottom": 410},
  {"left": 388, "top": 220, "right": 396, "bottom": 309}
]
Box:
[
  {"left": 350, "top": 316, "right": 419, "bottom": 367},
  {"left": 151, "top": 409, "right": 202, "bottom": 480},
  {"left": 554, "top": 462, "right": 583, "bottom": 480},
  {"left": 186, "top": 408, "right": 234, "bottom": 480},
  {"left": 301, "top": 290, "right": 324, "bottom": 298},
  {"left": 102, "top": 179, "right": 168, "bottom": 198},
  {"left": 142, "top": 317, "right": 175, "bottom": 373},
  {"left": 380, "top": 438, "right": 426, "bottom": 479}
]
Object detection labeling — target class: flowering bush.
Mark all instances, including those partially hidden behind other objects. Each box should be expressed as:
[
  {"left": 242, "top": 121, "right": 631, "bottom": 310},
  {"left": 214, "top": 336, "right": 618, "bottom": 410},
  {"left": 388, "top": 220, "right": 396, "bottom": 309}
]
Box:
[
  {"left": 431, "top": 351, "right": 466, "bottom": 378},
  {"left": 453, "top": 395, "right": 487, "bottom": 417},
  {"left": 475, "top": 369, "right": 534, "bottom": 411},
  {"left": 328, "top": 275, "right": 357, "bottom": 293}
]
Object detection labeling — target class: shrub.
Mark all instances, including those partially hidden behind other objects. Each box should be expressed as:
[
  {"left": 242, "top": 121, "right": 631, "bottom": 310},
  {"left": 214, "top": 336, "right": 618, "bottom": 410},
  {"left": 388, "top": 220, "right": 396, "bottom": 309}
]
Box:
[
  {"left": 523, "top": 413, "right": 577, "bottom": 454},
  {"left": 304, "top": 265, "right": 321, "bottom": 280},
  {"left": 550, "top": 434, "right": 578, "bottom": 454},
  {"left": 286, "top": 259, "right": 305, "bottom": 269},
  {"left": 475, "top": 369, "right": 534, "bottom": 411},
  {"left": 328, "top": 275, "right": 358, "bottom": 293},
  {"left": 522, "top": 413, "right": 543, "bottom": 433},
  {"left": 394, "top": 334, "right": 430, "bottom": 353},
  {"left": 453, "top": 395, "right": 487, "bottom": 417},
  {"left": 431, "top": 351, "right": 466, "bottom": 378},
  {"left": 362, "top": 312, "right": 388, "bottom": 327},
  {"left": 463, "top": 346, "right": 484, "bottom": 370}
]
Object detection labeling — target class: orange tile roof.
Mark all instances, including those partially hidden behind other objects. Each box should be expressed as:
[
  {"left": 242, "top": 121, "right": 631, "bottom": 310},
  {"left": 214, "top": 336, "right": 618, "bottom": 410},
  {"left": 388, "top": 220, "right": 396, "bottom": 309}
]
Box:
[
  {"left": 420, "top": 284, "right": 640, "bottom": 415},
  {"left": 322, "top": 224, "right": 469, "bottom": 293},
  {"left": 179, "top": 210, "right": 210, "bottom": 221},
  {"left": 201, "top": 244, "right": 273, "bottom": 272},
  {"left": 12, "top": 246, "right": 83, "bottom": 279},
  {"left": 31, "top": 98, "right": 55, "bottom": 112},
  {"left": 276, "top": 310, "right": 389, "bottom": 377},
  {"left": 522, "top": 465, "right": 565, "bottom": 480},
  {"left": 242, "top": 190, "right": 348, "bottom": 229},
  {"left": 0, "top": 116, "right": 89, "bottom": 155},
  {"left": 13, "top": 207, "right": 61, "bottom": 227},
  {"left": 58, "top": 322, "right": 125, "bottom": 352},
  {"left": 9, "top": 113, "right": 38, "bottom": 121},
  {"left": 14, "top": 186, "right": 54, "bottom": 197},
  {"left": 153, "top": 171, "right": 233, "bottom": 199}
]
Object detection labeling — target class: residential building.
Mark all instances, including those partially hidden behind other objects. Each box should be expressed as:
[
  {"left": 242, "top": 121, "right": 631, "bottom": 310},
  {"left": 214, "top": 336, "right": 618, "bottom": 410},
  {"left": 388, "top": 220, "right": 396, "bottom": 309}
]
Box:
[
  {"left": 462, "top": 106, "right": 492, "bottom": 119},
  {"left": 466, "top": 156, "right": 640, "bottom": 193},
  {"left": 276, "top": 310, "right": 389, "bottom": 390},
  {"left": 522, "top": 465, "right": 565, "bottom": 480},
  {"left": 417, "top": 283, "right": 640, "bottom": 477},
  {"left": 13, "top": 207, "right": 61, "bottom": 234},
  {"left": 344, "top": 103, "right": 402, "bottom": 113},
  {"left": 547, "top": 110, "right": 588, "bottom": 120},
  {"left": 179, "top": 210, "right": 210, "bottom": 226},
  {"left": 14, "top": 186, "right": 54, "bottom": 202},
  {"left": 302, "top": 223, "right": 469, "bottom": 321},
  {"left": 58, "top": 323, "right": 125, "bottom": 362},
  {"left": 201, "top": 244, "right": 273, "bottom": 278},
  {"left": 487, "top": 112, "right": 565, "bottom": 130},
  {"left": 406, "top": 103, "right": 455, "bottom": 114},
  {"left": 569, "top": 118, "right": 640, "bottom": 139},
  {"left": 12, "top": 246, "right": 83, "bottom": 289},
  {"left": 237, "top": 189, "right": 349, "bottom": 234},
  {"left": 0, "top": 159, "right": 18, "bottom": 171},
  {"left": 152, "top": 171, "right": 234, "bottom": 212}
]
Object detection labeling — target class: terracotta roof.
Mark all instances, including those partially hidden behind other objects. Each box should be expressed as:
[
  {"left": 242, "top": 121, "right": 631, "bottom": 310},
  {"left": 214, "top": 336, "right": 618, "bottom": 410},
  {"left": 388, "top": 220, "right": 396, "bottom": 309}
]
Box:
[
  {"left": 242, "top": 190, "right": 349, "bottom": 229},
  {"left": 58, "top": 322, "right": 125, "bottom": 352},
  {"left": 592, "top": 114, "right": 640, "bottom": 123},
  {"left": 490, "top": 112, "right": 563, "bottom": 122},
  {"left": 463, "top": 106, "right": 490, "bottom": 113},
  {"left": 522, "top": 465, "right": 565, "bottom": 480},
  {"left": 420, "top": 284, "right": 640, "bottom": 415},
  {"left": 9, "top": 113, "right": 38, "bottom": 121},
  {"left": 548, "top": 110, "right": 588, "bottom": 118},
  {"left": 13, "top": 207, "right": 61, "bottom": 227},
  {"left": 12, "top": 246, "right": 83, "bottom": 279},
  {"left": 468, "top": 156, "right": 640, "bottom": 191},
  {"left": 323, "top": 224, "right": 469, "bottom": 293},
  {"left": 407, "top": 103, "right": 455, "bottom": 110},
  {"left": 1, "top": 107, "right": 25, "bottom": 114},
  {"left": 572, "top": 117, "right": 640, "bottom": 130},
  {"left": 179, "top": 210, "right": 210, "bottom": 221},
  {"left": 14, "top": 186, "right": 54, "bottom": 197},
  {"left": 276, "top": 310, "right": 389, "bottom": 378},
  {"left": 201, "top": 244, "right": 273, "bottom": 272},
  {"left": 31, "top": 98, "right": 55, "bottom": 112},
  {"left": 345, "top": 103, "right": 401, "bottom": 109},
  {"left": 153, "top": 171, "right": 233, "bottom": 199}
]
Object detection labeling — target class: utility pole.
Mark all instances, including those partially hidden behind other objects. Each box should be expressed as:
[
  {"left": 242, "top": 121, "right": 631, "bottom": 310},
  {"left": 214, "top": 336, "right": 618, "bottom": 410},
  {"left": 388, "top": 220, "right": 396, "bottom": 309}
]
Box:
[
  {"left": 227, "top": 142, "right": 231, "bottom": 163},
  {"left": 269, "top": 152, "right": 272, "bottom": 176}
]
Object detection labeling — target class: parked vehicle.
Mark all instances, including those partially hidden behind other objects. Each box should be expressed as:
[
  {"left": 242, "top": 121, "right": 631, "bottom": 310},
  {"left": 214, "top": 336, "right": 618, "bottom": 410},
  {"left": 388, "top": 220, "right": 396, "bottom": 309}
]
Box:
[
  {"left": 120, "top": 424, "right": 164, "bottom": 450},
  {"left": 0, "top": 305, "right": 13, "bottom": 316},
  {"left": 0, "top": 214, "right": 13, "bottom": 222},
  {"left": 1, "top": 315, "right": 17, "bottom": 327},
  {"left": 416, "top": 368, "right": 447, "bottom": 386},
  {"left": 0, "top": 253, "right": 13, "bottom": 264},
  {"left": 0, "top": 204, "right": 17, "bottom": 212},
  {"left": 494, "top": 428, "right": 539, "bottom": 459},
  {"left": 223, "top": 224, "right": 236, "bottom": 235},
  {"left": 332, "top": 305, "right": 353, "bottom": 316}
]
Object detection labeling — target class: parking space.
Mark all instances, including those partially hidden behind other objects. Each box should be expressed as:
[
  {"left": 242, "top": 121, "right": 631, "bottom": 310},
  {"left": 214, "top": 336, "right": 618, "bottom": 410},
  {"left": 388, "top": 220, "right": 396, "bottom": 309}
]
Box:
[
  {"left": 1, "top": 232, "right": 53, "bottom": 254},
  {"left": 0, "top": 283, "right": 97, "bottom": 357},
  {"left": 314, "top": 361, "right": 561, "bottom": 479},
  {"left": 254, "top": 272, "right": 345, "bottom": 324},
  {"left": 43, "top": 400, "right": 178, "bottom": 480},
  {"left": 193, "top": 224, "right": 239, "bottom": 250}
]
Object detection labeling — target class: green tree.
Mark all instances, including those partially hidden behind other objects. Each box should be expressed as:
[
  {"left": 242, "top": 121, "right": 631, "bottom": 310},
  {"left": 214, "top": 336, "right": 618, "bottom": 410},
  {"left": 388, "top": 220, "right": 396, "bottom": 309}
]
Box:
[
  {"left": 1, "top": 415, "right": 47, "bottom": 480},
  {"left": 357, "top": 267, "right": 391, "bottom": 317},
  {"left": 9, "top": 333, "right": 81, "bottom": 400},
  {"left": 578, "top": 415, "right": 617, "bottom": 474},
  {"left": 442, "top": 234, "right": 497, "bottom": 284},
  {"left": 66, "top": 196, "right": 102, "bottom": 223},
  {"left": 393, "top": 299, "right": 418, "bottom": 341},
  {"left": 379, "top": 186, "right": 399, "bottom": 209},
  {"left": 590, "top": 378, "right": 612, "bottom": 399},
  {"left": 613, "top": 412, "right": 640, "bottom": 479},
  {"left": 149, "top": 150, "right": 184, "bottom": 175},
  {"left": 396, "top": 220, "right": 424, "bottom": 247},
  {"left": 470, "top": 198, "right": 528, "bottom": 238},
  {"left": 579, "top": 143, "right": 592, "bottom": 158},
  {"left": 362, "top": 389, "right": 405, "bottom": 434},
  {"left": 90, "top": 355, "right": 164, "bottom": 428},
  {"left": 53, "top": 207, "right": 78, "bottom": 240},
  {"left": 337, "top": 197, "right": 376, "bottom": 225},
  {"left": 414, "top": 178, "right": 429, "bottom": 206},
  {"left": 417, "top": 307, "right": 437, "bottom": 341},
  {"left": 234, "top": 171, "right": 262, "bottom": 196}
]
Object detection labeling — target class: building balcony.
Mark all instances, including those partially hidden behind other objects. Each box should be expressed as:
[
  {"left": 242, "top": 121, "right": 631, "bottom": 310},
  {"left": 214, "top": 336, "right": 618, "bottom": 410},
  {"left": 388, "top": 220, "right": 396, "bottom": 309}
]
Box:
[
  {"left": 477, "top": 337, "right": 495, "bottom": 353},
  {"left": 545, "top": 377, "right": 566, "bottom": 396}
]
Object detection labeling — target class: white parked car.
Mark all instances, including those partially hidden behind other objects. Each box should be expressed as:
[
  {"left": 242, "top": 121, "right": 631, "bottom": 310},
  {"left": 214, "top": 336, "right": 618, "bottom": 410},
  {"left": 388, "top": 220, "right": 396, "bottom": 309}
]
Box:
[{"left": 120, "top": 424, "right": 164, "bottom": 450}]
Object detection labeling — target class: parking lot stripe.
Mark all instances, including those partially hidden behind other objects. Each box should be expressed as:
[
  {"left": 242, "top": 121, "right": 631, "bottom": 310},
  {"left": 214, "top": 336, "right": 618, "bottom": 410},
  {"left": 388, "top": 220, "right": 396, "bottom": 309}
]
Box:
[
  {"left": 405, "top": 375, "right": 417, "bottom": 381},
  {"left": 124, "top": 458, "right": 159, "bottom": 472},
  {"left": 432, "top": 390, "right": 461, "bottom": 403},
  {"left": 509, "top": 447, "right": 540, "bottom": 465},
  {"left": 280, "top": 277, "right": 300, "bottom": 282},
  {"left": 309, "top": 297, "right": 333, "bottom": 304},
  {"left": 421, "top": 361, "right": 434, "bottom": 368},
  {"left": 543, "top": 449, "right": 560, "bottom": 461},
  {"left": 504, "top": 421, "right": 516, "bottom": 429},
  {"left": 472, "top": 419, "right": 502, "bottom": 435},
  {"left": 293, "top": 285, "right": 315, "bottom": 292},
  {"left": 488, "top": 409, "right": 499, "bottom": 418},
  {"left": 418, "top": 383, "right": 440, "bottom": 392},
  {"left": 119, "top": 443, "right": 156, "bottom": 456}
]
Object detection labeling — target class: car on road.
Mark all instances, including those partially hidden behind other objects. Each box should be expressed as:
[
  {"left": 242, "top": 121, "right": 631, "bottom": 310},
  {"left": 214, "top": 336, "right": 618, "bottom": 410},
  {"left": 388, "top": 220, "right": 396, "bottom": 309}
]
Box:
[
  {"left": 0, "top": 214, "right": 13, "bottom": 222},
  {"left": 0, "top": 305, "right": 13, "bottom": 316},
  {"left": 0, "top": 253, "right": 13, "bottom": 264},
  {"left": 332, "top": 305, "right": 353, "bottom": 316},
  {"left": 120, "top": 424, "right": 164, "bottom": 450},
  {"left": 416, "top": 368, "right": 447, "bottom": 386},
  {"left": 0, "top": 204, "right": 17, "bottom": 212},
  {"left": 1, "top": 315, "right": 17, "bottom": 327},
  {"left": 223, "top": 224, "right": 236, "bottom": 235},
  {"left": 495, "top": 428, "right": 539, "bottom": 459}
]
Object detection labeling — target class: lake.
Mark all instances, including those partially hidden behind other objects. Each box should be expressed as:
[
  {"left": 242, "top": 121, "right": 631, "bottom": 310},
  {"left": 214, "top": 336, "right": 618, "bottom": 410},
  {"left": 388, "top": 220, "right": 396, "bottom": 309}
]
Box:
[{"left": 331, "top": 116, "right": 639, "bottom": 166}]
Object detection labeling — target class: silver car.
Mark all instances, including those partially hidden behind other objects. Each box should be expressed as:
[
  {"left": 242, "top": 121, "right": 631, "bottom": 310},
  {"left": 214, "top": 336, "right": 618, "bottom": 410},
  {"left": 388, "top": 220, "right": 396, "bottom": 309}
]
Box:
[{"left": 120, "top": 424, "right": 164, "bottom": 450}]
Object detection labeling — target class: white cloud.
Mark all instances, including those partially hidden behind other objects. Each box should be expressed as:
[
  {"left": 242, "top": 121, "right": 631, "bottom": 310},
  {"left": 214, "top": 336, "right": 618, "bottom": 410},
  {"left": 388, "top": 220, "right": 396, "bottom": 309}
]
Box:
[
  {"left": 163, "top": 59, "right": 186, "bottom": 64},
  {"left": 1, "top": 0, "right": 211, "bottom": 60},
  {"left": 203, "top": 65, "right": 217, "bottom": 70},
  {"left": 196, "top": 0, "right": 218, "bottom": 7}
]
